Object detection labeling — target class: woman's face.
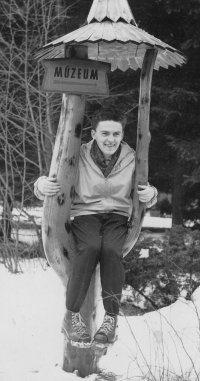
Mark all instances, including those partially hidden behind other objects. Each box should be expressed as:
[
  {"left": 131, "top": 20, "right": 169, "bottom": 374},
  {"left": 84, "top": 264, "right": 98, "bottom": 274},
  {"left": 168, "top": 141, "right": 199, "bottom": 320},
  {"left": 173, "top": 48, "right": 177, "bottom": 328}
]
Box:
[{"left": 91, "top": 120, "right": 124, "bottom": 158}]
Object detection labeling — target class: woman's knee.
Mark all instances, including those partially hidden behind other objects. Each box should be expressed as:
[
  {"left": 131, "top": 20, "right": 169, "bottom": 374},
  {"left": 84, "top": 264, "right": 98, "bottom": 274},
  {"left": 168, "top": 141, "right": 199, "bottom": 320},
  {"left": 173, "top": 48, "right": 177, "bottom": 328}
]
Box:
[
  {"left": 101, "top": 244, "right": 123, "bottom": 260},
  {"left": 76, "top": 241, "right": 101, "bottom": 257}
]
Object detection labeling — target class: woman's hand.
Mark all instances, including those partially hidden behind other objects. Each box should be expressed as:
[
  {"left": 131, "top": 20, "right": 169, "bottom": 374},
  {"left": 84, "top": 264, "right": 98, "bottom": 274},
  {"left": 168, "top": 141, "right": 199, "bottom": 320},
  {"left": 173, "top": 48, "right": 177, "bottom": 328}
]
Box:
[
  {"left": 38, "top": 177, "right": 61, "bottom": 196},
  {"left": 137, "top": 185, "right": 155, "bottom": 203}
]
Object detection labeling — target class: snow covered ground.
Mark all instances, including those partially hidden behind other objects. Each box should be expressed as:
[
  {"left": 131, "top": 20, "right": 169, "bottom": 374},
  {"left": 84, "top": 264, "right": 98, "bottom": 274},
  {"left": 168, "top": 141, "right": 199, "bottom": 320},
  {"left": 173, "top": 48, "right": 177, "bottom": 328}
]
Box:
[{"left": 0, "top": 259, "right": 200, "bottom": 381}]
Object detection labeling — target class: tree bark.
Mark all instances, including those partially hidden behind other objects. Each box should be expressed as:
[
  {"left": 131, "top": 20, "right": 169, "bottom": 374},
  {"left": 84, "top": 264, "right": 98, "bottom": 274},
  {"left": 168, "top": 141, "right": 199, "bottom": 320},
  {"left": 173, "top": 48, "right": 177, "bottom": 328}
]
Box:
[{"left": 0, "top": 188, "right": 13, "bottom": 240}]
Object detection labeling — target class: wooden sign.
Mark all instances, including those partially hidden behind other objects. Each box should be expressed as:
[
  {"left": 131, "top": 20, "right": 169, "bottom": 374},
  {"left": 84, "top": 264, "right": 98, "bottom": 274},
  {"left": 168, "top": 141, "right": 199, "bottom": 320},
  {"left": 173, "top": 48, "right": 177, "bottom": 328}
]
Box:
[{"left": 41, "top": 58, "right": 111, "bottom": 95}]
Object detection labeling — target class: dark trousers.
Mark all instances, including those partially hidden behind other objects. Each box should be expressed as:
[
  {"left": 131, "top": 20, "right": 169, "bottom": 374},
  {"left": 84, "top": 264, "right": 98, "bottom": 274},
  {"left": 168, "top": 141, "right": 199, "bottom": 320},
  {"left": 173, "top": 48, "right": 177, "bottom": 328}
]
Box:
[{"left": 66, "top": 213, "right": 128, "bottom": 316}]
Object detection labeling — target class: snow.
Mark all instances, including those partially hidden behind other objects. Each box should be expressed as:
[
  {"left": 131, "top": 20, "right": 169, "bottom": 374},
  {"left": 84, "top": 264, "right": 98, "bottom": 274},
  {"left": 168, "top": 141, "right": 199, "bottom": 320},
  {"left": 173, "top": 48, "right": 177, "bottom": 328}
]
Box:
[
  {"left": 0, "top": 259, "right": 200, "bottom": 381},
  {"left": 143, "top": 215, "right": 172, "bottom": 229},
  {"left": 139, "top": 248, "right": 149, "bottom": 258}
]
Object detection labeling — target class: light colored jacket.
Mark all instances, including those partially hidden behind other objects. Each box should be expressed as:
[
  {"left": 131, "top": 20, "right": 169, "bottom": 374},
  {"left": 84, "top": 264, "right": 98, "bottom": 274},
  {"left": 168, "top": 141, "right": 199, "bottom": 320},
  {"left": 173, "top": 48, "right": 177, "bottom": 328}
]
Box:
[{"left": 34, "top": 140, "right": 157, "bottom": 218}]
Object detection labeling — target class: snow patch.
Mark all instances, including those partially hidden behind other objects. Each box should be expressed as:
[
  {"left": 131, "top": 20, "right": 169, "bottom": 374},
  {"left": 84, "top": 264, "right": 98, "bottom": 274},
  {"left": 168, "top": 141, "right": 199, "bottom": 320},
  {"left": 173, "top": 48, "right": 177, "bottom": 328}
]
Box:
[{"left": 0, "top": 260, "right": 200, "bottom": 381}]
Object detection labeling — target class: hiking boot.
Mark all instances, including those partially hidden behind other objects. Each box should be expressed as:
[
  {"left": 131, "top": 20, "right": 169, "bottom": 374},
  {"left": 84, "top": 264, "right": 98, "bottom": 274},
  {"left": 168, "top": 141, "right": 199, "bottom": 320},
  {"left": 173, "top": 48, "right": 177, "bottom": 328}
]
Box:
[
  {"left": 61, "top": 310, "right": 91, "bottom": 343},
  {"left": 94, "top": 314, "right": 118, "bottom": 344}
]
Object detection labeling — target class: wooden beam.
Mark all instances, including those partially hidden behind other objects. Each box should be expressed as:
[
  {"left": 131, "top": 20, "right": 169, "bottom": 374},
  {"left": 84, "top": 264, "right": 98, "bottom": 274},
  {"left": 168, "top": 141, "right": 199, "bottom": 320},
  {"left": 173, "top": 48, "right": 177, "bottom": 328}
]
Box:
[
  {"left": 42, "top": 45, "right": 104, "bottom": 377},
  {"left": 122, "top": 48, "right": 158, "bottom": 256}
]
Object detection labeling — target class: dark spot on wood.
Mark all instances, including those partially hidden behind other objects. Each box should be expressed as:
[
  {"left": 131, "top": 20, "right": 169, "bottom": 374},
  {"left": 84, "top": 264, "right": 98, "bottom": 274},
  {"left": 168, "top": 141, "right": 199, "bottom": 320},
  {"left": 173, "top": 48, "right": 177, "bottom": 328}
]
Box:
[
  {"left": 70, "top": 185, "right": 75, "bottom": 199},
  {"left": 141, "top": 95, "right": 149, "bottom": 106},
  {"left": 141, "top": 70, "right": 146, "bottom": 80},
  {"left": 68, "top": 156, "right": 76, "bottom": 166},
  {"left": 75, "top": 123, "right": 82, "bottom": 138},
  {"left": 58, "top": 193, "right": 65, "bottom": 205},
  {"left": 46, "top": 225, "right": 51, "bottom": 236},
  {"left": 56, "top": 147, "right": 63, "bottom": 162},
  {"left": 65, "top": 221, "right": 71, "bottom": 233},
  {"left": 63, "top": 247, "right": 70, "bottom": 259},
  {"left": 139, "top": 133, "right": 142, "bottom": 140},
  {"left": 141, "top": 208, "right": 145, "bottom": 221},
  {"left": 92, "top": 310, "right": 97, "bottom": 320}
]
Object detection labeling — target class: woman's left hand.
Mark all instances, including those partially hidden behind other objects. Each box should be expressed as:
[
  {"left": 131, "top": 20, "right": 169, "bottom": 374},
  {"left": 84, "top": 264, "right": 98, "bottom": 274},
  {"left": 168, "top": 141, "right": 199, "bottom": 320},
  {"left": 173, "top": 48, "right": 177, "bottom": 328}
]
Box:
[{"left": 137, "top": 185, "right": 155, "bottom": 203}]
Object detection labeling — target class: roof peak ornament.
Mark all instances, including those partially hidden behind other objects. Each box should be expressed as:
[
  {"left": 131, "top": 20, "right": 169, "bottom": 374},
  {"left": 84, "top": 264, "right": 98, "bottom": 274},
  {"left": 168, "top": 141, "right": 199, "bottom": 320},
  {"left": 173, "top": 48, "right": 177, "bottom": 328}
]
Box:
[{"left": 87, "top": 0, "right": 138, "bottom": 26}]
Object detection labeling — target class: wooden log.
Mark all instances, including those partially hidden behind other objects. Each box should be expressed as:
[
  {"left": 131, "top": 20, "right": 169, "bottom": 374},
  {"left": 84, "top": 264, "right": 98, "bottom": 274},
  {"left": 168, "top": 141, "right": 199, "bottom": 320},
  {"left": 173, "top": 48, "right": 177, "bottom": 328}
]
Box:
[
  {"left": 42, "top": 45, "right": 104, "bottom": 377},
  {"left": 122, "top": 48, "right": 158, "bottom": 257},
  {"left": 63, "top": 338, "right": 107, "bottom": 378}
]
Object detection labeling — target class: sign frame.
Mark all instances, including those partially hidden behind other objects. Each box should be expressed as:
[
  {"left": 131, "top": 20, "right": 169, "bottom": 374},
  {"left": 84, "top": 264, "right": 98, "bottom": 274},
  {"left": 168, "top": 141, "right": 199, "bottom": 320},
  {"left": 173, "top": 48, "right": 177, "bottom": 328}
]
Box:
[{"left": 41, "top": 58, "right": 111, "bottom": 96}]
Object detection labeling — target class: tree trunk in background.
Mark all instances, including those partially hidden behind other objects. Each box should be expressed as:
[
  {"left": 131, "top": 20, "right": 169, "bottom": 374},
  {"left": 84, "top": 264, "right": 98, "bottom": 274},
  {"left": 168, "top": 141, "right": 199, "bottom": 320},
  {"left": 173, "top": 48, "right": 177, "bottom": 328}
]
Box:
[
  {"left": 172, "top": 155, "right": 185, "bottom": 225},
  {"left": 0, "top": 188, "right": 13, "bottom": 240}
]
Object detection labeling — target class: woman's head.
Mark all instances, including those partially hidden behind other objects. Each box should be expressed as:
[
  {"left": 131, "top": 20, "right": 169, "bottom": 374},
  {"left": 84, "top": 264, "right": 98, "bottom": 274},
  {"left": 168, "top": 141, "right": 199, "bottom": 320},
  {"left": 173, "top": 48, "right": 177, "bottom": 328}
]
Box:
[
  {"left": 91, "top": 109, "right": 127, "bottom": 158},
  {"left": 91, "top": 109, "right": 127, "bottom": 131}
]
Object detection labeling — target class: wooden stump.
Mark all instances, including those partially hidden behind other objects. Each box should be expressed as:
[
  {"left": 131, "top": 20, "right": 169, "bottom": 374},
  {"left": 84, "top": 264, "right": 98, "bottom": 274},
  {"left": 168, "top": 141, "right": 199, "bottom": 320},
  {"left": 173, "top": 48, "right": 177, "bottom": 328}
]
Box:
[{"left": 63, "top": 339, "right": 107, "bottom": 378}]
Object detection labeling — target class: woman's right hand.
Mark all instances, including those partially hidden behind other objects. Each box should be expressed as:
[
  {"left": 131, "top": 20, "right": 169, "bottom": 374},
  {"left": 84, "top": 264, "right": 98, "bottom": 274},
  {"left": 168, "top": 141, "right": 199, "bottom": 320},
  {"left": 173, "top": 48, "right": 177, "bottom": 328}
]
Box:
[{"left": 37, "top": 177, "right": 61, "bottom": 196}]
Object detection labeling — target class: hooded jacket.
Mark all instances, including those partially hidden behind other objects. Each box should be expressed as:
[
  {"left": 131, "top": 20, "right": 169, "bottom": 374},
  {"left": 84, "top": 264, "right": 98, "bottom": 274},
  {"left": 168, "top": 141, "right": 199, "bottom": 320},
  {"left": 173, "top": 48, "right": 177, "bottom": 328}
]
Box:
[{"left": 34, "top": 140, "right": 157, "bottom": 218}]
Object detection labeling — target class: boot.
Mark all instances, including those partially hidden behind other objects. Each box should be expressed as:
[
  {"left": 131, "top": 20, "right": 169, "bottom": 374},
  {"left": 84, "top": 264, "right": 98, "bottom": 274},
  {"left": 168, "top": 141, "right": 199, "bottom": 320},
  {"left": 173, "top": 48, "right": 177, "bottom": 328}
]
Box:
[
  {"left": 94, "top": 314, "right": 118, "bottom": 344},
  {"left": 61, "top": 310, "right": 91, "bottom": 343}
]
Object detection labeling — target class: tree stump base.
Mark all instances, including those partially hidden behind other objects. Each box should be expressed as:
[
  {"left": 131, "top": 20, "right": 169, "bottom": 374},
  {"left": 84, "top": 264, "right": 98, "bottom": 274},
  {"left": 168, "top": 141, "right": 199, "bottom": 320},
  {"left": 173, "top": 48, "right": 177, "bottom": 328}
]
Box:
[{"left": 62, "top": 337, "right": 107, "bottom": 378}]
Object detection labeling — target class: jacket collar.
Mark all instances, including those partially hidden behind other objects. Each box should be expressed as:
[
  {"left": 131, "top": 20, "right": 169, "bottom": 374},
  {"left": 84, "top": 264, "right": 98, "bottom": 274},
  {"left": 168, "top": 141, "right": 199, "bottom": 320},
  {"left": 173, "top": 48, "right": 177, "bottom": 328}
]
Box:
[{"left": 80, "top": 140, "right": 135, "bottom": 176}]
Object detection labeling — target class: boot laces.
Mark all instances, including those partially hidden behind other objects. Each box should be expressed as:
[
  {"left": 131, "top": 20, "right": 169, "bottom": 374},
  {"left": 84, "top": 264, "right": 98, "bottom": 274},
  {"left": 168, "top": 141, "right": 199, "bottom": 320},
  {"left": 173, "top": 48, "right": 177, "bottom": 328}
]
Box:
[
  {"left": 72, "top": 312, "right": 89, "bottom": 338},
  {"left": 98, "top": 315, "right": 115, "bottom": 335}
]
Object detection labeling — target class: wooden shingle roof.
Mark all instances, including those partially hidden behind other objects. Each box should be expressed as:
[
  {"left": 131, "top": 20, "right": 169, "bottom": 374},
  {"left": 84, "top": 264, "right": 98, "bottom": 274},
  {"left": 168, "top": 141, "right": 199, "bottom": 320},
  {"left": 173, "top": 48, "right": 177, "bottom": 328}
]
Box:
[
  {"left": 87, "top": 0, "right": 137, "bottom": 24},
  {"left": 35, "top": 0, "right": 186, "bottom": 71}
]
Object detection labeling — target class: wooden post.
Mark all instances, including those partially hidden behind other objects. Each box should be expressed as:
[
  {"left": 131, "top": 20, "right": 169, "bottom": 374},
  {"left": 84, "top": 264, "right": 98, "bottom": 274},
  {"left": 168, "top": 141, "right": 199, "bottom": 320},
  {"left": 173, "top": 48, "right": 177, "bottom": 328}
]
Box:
[
  {"left": 42, "top": 45, "right": 104, "bottom": 378},
  {"left": 123, "top": 48, "right": 158, "bottom": 257}
]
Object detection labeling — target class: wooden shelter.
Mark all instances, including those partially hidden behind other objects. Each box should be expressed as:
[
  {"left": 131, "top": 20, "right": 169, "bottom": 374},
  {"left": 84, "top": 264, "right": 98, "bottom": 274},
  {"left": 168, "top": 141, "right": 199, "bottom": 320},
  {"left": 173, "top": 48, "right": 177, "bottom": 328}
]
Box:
[
  {"left": 35, "top": 0, "right": 186, "bottom": 71},
  {"left": 35, "top": 0, "right": 186, "bottom": 377}
]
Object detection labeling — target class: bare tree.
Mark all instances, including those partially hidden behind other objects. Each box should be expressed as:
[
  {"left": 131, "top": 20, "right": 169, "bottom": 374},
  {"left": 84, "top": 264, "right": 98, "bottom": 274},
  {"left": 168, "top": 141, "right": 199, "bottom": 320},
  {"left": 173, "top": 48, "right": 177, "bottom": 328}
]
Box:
[{"left": 0, "top": 0, "right": 73, "bottom": 271}]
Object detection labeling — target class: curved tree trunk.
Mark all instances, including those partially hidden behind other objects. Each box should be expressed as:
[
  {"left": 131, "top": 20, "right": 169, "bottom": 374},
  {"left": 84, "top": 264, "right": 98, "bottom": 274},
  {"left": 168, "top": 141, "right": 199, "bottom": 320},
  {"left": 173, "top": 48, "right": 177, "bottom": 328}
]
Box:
[{"left": 122, "top": 48, "right": 158, "bottom": 256}]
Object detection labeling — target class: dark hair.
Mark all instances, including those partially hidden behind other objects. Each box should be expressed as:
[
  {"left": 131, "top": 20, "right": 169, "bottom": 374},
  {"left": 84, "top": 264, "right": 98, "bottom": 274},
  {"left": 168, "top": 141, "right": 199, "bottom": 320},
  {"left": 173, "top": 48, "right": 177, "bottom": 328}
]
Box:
[{"left": 91, "top": 109, "right": 127, "bottom": 131}]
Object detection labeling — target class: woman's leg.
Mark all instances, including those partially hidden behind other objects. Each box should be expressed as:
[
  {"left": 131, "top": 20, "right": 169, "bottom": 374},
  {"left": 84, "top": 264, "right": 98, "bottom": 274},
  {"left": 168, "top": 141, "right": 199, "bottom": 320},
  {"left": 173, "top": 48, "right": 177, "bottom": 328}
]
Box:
[
  {"left": 100, "top": 213, "right": 128, "bottom": 315},
  {"left": 93, "top": 213, "right": 128, "bottom": 344},
  {"left": 66, "top": 214, "right": 102, "bottom": 312}
]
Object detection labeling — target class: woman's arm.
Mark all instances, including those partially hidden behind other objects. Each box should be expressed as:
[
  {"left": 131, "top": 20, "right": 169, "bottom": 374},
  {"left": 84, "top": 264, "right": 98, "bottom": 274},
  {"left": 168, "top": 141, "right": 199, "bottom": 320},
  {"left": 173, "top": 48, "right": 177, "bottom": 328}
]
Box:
[
  {"left": 34, "top": 176, "right": 61, "bottom": 200},
  {"left": 137, "top": 184, "right": 158, "bottom": 208}
]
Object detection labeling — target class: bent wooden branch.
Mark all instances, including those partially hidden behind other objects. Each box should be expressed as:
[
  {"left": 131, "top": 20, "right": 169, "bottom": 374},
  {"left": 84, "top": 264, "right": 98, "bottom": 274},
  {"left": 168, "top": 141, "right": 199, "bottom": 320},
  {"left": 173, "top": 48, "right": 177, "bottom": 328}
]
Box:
[
  {"left": 42, "top": 94, "right": 84, "bottom": 283},
  {"left": 123, "top": 48, "right": 158, "bottom": 257}
]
